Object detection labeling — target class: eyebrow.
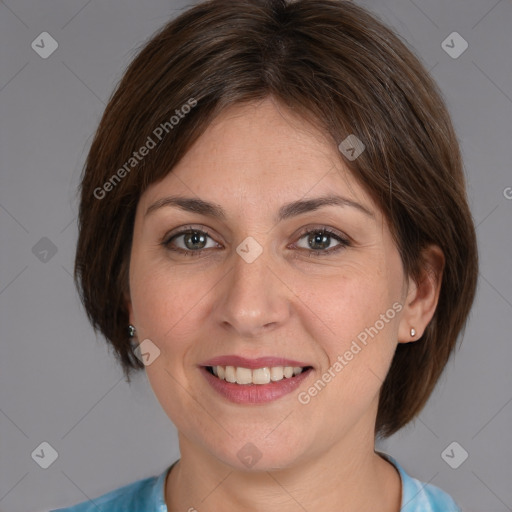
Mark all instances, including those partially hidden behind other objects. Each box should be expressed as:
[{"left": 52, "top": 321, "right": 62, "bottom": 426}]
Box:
[{"left": 145, "top": 194, "right": 374, "bottom": 222}]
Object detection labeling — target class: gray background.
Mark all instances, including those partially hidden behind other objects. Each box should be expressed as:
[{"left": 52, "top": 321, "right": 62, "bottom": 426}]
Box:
[{"left": 0, "top": 0, "right": 511, "bottom": 511}]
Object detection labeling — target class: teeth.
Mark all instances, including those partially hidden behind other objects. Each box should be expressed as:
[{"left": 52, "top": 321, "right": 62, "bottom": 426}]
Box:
[
  {"left": 210, "top": 365, "right": 307, "bottom": 385},
  {"left": 236, "top": 367, "right": 252, "bottom": 385},
  {"left": 225, "top": 365, "right": 236, "bottom": 383},
  {"left": 270, "top": 366, "right": 283, "bottom": 381},
  {"left": 253, "top": 367, "right": 271, "bottom": 384}
]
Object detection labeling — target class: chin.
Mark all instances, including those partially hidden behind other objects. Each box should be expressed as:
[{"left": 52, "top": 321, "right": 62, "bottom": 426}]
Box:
[{"left": 208, "top": 436, "right": 308, "bottom": 473}]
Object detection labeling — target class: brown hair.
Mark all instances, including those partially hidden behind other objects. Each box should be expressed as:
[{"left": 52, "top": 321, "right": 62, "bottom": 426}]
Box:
[{"left": 74, "top": 0, "right": 478, "bottom": 438}]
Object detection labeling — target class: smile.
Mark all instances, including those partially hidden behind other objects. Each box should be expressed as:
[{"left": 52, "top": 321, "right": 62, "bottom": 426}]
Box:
[
  {"left": 201, "top": 365, "right": 314, "bottom": 404},
  {"left": 206, "top": 365, "right": 311, "bottom": 385}
]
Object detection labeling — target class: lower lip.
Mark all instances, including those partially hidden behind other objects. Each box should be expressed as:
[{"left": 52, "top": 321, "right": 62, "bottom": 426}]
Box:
[{"left": 200, "top": 367, "right": 313, "bottom": 404}]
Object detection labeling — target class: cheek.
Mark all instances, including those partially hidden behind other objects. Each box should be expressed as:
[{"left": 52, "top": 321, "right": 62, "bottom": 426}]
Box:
[
  {"left": 302, "top": 262, "right": 399, "bottom": 342},
  {"left": 130, "top": 262, "right": 209, "bottom": 427},
  {"left": 300, "top": 265, "right": 401, "bottom": 394},
  {"left": 130, "top": 254, "right": 205, "bottom": 337}
]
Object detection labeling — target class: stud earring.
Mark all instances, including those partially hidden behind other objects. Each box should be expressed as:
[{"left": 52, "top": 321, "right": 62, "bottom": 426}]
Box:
[
  {"left": 128, "top": 324, "right": 136, "bottom": 338},
  {"left": 410, "top": 327, "right": 416, "bottom": 338}
]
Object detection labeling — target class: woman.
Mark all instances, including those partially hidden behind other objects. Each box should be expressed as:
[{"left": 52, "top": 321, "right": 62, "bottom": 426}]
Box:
[{"left": 53, "top": 0, "right": 478, "bottom": 510}]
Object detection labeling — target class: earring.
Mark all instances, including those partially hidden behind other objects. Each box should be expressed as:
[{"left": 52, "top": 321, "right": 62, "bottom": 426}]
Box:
[
  {"left": 410, "top": 327, "right": 416, "bottom": 338},
  {"left": 128, "top": 324, "right": 136, "bottom": 338}
]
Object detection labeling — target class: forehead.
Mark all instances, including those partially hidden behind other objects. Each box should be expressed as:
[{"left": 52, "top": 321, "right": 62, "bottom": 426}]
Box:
[{"left": 140, "top": 98, "right": 376, "bottom": 217}]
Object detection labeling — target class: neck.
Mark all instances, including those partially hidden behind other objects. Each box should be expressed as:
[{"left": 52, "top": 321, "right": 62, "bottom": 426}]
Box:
[{"left": 165, "top": 431, "right": 401, "bottom": 512}]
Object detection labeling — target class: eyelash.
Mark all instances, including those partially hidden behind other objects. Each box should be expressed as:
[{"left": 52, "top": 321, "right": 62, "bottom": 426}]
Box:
[{"left": 161, "top": 225, "right": 351, "bottom": 258}]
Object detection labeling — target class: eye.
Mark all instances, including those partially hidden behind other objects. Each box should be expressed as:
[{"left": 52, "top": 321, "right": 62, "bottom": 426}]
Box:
[
  {"left": 162, "top": 225, "right": 351, "bottom": 258},
  {"left": 162, "top": 226, "right": 219, "bottom": 257},
  {"left": 293, "top": 227, "right": 350, "bottom": 256}
]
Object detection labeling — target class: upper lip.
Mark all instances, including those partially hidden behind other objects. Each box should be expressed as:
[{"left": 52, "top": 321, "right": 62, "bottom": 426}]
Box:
[{"left": 200, "top": 355, "right": 312, "bottom": 369}]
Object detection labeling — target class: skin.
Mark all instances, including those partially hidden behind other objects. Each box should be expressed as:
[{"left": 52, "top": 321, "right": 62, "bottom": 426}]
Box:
[{"left": 126, "top": 97, "right": 444, "bottom": 512}]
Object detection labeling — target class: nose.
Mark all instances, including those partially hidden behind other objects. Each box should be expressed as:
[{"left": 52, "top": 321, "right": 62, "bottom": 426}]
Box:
[{"left": 214, "top": 241, "right": 291, "bottom": 338}]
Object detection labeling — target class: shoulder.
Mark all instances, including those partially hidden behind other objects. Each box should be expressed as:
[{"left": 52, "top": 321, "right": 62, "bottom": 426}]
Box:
[
  {"left": 401, "top": 473, "right": 462, "bottom": 512},
  {"left": 50, "top": 465, "right": 171, "bottom": 512},
  {"left": 378, "top": 452, "right": 462, "bottom": 512}
]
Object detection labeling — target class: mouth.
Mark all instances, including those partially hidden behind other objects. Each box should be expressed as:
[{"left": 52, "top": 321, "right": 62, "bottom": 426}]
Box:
[
  {"left": 199, "top": 358, "right": 314, "bottom": 404},
  {"left": 204, "top": 364, "right": 314, "bottom": 385}
]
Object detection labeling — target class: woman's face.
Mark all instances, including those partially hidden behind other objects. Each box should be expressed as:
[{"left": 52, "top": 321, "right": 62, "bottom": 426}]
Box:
[{"left": 127, "top": 98, "right": 413, "bottom": 469}]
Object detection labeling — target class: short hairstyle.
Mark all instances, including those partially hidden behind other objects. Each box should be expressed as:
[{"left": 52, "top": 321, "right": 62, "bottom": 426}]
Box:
[{"left": 74, "top": 0, "right": 478, "bottom": 438}]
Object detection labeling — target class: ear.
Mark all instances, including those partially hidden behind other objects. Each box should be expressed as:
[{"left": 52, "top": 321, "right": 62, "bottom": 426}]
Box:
[{"left": 398, "top": 244, "right": 445, "bottom": 344}]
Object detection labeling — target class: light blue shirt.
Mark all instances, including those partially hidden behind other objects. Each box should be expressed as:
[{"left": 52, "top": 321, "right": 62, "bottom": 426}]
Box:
[{"left": 51, "top": 452, "right": 461, "bottom": 511}]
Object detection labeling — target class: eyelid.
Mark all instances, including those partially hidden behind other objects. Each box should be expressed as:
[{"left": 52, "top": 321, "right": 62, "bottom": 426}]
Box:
[
  {"left": 289, "top": 225, "right": 351, "bottom": 255},
  {"left": 162, "top": 224, "right": 221, "bottom": 251},
  {"left": 162, "top": 223, "right": 351, "bottom": 256},
  {"left": 292, "top": 224, "right": 350, "bottom": 244},
  {"left": 162, "top": 224, "right": 215, "bottom": 243}
]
